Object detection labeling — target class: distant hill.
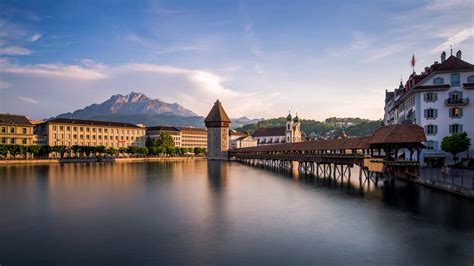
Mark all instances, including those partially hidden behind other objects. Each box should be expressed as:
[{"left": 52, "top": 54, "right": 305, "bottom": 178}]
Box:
[
  {"left": 53, "top": 92, "right": 260, "bottom": 128},
  {"left": 56, "top": 92, "right": 197, "bottom": 119},
  {"left": 236, "top": 117, "right": 382, "bottom": 138}
]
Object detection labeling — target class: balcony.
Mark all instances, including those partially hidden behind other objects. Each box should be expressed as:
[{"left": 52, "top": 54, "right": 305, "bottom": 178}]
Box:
[{"left": 445, "top": 97, "right": 469, "bottom": 106}]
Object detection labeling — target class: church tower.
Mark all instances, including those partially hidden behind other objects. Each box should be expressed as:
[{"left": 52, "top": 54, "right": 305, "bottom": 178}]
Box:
[
  {"left": 285, "top": 111, "right": 293, "bottom": 143},
  {"left": 205, "top": 100, "right": 231, "bottom": 160}
]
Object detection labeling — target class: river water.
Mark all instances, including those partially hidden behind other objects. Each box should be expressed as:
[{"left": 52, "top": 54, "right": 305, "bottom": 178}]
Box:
[{"left": 0, "top": 160, "right": 473, "bottom": 265}]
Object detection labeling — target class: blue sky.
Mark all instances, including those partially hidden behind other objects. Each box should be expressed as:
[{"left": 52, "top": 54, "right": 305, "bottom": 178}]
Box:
[{"left": 0, "top": 0, "right": 473, "bottom": 120}]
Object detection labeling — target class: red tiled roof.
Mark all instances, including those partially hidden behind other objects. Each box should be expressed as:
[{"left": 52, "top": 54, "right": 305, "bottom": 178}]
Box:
[
  {"left": 43, "top": 118, "right": 141, "bottom": 128},
  {"left": 252, "top": 127, "right": 286, "bottom": 137},
  {"left": 0, "top": 113, "right": 33, "bottom": 126},
  {"left": 369, "top": 124, "right": 426, "bottom": 145},
  {"left": 432, "top": 56, "right": 474, "bottom": 72}
]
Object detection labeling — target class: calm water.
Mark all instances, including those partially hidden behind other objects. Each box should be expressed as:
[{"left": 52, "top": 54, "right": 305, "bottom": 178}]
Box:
[{"left": 0, "top": 160, "right": 473, "bottom": 265}]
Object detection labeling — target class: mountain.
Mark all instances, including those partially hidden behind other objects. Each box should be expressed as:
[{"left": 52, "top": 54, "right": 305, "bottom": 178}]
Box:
[
  {"left": 53, "top": 92, "right": 261, "bottom": 128},
  {"left": 56, "top": 92, "right": 197, "bottom": 119}
]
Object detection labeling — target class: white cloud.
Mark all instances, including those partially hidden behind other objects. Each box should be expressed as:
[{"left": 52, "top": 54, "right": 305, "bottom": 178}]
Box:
[
  {"left": 0, "top": 80, "right": 11, "bottom": 89},
  {"left": 1, "top": 63, "right": 107, "bottom": 80},
  {"left": 31, "top": 33, "right": 42, "bottom": 42},
  {"left": 432, "top": 27, "right": 474, "bottom": 53},
  {"left": 18, "top": 96, "right": 38, "bottom": 104},
  {"left": 0, "top": 46, "right": 31, "bottom": 55}
]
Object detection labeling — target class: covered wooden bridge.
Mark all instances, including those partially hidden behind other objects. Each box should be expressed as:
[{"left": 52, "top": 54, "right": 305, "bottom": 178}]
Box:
[{"left": 229, "top": 124, "right": 426, "bottom": 183}]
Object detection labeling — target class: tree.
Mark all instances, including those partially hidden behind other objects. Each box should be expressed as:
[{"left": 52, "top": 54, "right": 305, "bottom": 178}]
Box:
[
  {"left": 0, "top": 145, "right": 8, "bottom": 158},
  {"left": 441, "top": 132, "right": 471, "bottom": 164},
  {"left": 28, "top": 145, "right": 41, "bottom": 158},
  {"left": 157, "top": 132, "right": 174, "bottom": 148},
  {"left": 96, "top": 145, "right": 106, "bottom": 154},
  {"left": 52, "top": 145, "right": 69, "bottom": 159},
  {"left": 7, "top": 145, "right": 21, "bottom": 158},
  {"left": 71, "top": 145, "right": 80, "bottom": 157},
  {"left": 106, "top": 147, "right": 117, "bottom": 156},
  {"left": 39, "top": 145, "right": 51, "bottom": 158}
]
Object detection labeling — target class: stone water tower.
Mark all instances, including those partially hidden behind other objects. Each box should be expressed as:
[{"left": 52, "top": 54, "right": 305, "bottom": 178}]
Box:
[{"left": 205, "top": 100, "right": 231, "bottom": 160}]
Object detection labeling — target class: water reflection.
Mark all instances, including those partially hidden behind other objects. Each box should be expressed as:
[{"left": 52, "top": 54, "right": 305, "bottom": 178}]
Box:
[{"left": 0, "top": 161, "right": 473, "bottom": 265}]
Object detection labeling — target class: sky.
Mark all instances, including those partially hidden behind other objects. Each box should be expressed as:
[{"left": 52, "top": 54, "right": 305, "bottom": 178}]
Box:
[{"left": 0, "top": 0, "right": 473, "bottom": 120}]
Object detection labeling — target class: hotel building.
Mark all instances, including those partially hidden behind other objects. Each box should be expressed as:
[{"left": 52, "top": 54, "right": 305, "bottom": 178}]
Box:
[
  {"left": 34, "top": 118, "right": 146, "bottom": 148},
  {"left": 145, "top": 126, "right": 207, "bottom": 149},
  {"left": 384, "top": 50, "right": 474, "bottom": 166},
  {"left": 0, "top": 113, "right": 34, "bottom": 145}
]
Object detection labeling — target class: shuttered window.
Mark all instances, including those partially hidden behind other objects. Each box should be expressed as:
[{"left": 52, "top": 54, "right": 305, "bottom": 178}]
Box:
[
  {"left": 424, "top": 108, "right": 438, "bottom": 119},
  {"left": 449, "top": 124, "right": 463, "bottom": 134},
  {"left": 424, "top": 125, "right": 438, "bottom": 135}
]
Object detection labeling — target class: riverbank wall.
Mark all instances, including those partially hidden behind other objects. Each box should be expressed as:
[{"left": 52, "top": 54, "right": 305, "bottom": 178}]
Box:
[{"left": 0, "top": 156, "right": 206, "bottom": 165}]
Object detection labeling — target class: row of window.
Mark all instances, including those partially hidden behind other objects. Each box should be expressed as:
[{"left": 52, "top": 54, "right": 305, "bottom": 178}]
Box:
[
  {"left": 1, "top": 138, "right": 27, "bottom": 144},
  {"left": 52, "top": 133, "right": 144, "bottom": 141},
  {"left": 424, "top": 107, "right": 463, "bottom": 119},
  {"left": 1, "top": 127, "right": 29, "bottom": 134},
  {"left": 425, "top": 124, "right": 463, "bottom": 135},
  {"left": 52, "top": 125, "right": 144, "bottom": 135},
  {"left": 433, "top": 74, "right": 474, "bottom": 86},
  {"left": 424, "top": 91, "right": 465, "bottom": 103},
  {"left": 52, "top": 141, "right": 135, "bottom": 147}
]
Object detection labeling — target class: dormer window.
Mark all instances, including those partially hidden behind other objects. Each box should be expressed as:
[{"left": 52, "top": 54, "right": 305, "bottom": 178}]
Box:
[
  {"left": 450, "top": 73, "right": 460, "bottom": 87},
  {"left": 433, "top": 77, "right": 444, "bottom": 85},
  {"left": 467, "top": 75, "right": 474, "bottom": 83}
]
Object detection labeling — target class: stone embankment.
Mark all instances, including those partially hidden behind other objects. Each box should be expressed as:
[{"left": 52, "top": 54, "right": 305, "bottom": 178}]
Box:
[{"left": 0, "top": 156, "right": 205, "bottom": 165}]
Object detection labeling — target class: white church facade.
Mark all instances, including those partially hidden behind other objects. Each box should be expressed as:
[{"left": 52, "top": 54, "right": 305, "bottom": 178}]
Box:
[{"left": 252, "top": 112, "right": 303, "bottom": 145}]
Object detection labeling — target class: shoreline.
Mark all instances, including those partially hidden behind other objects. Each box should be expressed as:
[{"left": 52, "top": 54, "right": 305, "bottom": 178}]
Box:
[{"left": 0, "top": 156, "right": 206, "bottom": 165}]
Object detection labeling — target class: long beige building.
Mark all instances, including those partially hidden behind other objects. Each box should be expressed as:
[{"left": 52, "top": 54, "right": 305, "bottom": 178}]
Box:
[
  {"left": 35, "top": 118, "right": 146, "bottom": 148},
  {"left": 145, "top": 126, "right": 207, "bottom": 149},
  {"left": 0, "top": 113, "right": 34, "bottom": 145}
]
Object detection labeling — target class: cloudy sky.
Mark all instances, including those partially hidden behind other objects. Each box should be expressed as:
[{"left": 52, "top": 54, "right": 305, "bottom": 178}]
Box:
[{"left": 0, "top": 0, "right": 473, "bottom": 120}]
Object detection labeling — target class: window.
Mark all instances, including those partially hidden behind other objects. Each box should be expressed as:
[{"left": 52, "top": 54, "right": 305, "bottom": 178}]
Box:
[
  {"left": 92, "top": 128, "right": 96, "bottom": 133},
  {"left": 98, "top": 128, "right": 102, "bottom": 133},
  {"left": 59, "top": 126, "right": 64, "bottom": 131},
  {"left": 104, "top": 129, "right": 108, "bottom": 133},
  {"left": 22, "top": 128, "right": 27, "bottom": 134},
  {"left": 425, "top": 140, "right": 438, "bottom": 150},
  {"left": 22, "top": 138, "right": 26, "bottom": 144},
  {"left": 67, "top": 126, "right": 70, "bottom": 131},
  {"left": 73, "top": 127, "right": 77, "bottom": 132},
  {"left": 449, "top": 91, "right": 462, "bottom": 101},
  {"left": 424, "top": 92, "right": 437, "bottom": 102},
  {"left": 450, "top": 73, "right": 460, "bottom": 87},
  {"left": 449, "top": 124, "right": 463, "bottom": 134},
  {"left": 468, "top": 75, "right": 474, "bottom": 83},
  {"left": 53, "top": 125, "right": 57, "bottom": 131},
  {"left": 1, "top": 138, "right": 5, "bottom": 144},
  {"left": 10, "top": 138, "right": 15, "bottom": 144},
  {"left": 80, "top": 127, "right": 84, "bottom": 132},
  {"left": 433, "top": 77, "right": 444, "bottom": 85},
  {"left": 10, "top": 127, "right": 15, "bottom": 133},
  {"left": 1, "top": 127, "right": 5, "bottom": 133},
  {"left": 425, "top": 125, "right": 437, "bottom": 135},
  {"left": 53, "top": 133, "right": 57, "bottom": 138},
  {"left": 449, "top": 107, "right": 463, "bottom": 118},
  {"left": 424, "top": 108, "right": 438, "bottom": 119},
  {"left": 86, "top": 128, "right": 90, "bottom": 132}
]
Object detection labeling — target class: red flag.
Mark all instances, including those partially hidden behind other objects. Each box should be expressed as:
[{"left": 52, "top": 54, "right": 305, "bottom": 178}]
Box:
[{"left": 411, "top": 54, "right": 416, "bottom": 67}]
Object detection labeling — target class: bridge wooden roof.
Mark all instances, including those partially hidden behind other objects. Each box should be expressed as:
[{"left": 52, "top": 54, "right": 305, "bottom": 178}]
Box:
[{"left": 231, "top": 124, "right": 425, "bottom": 153}]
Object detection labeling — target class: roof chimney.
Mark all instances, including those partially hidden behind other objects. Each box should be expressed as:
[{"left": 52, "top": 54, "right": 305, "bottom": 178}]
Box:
[
  {"left": 441, "top": 51, "right": 446, "bottom": 62},
  {"left": 456, "top": 50, "right": 462, "bottom": 59}
]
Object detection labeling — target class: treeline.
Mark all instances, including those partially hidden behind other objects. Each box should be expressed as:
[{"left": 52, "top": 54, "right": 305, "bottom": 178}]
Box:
[
  {"left": 0, "top": 144, "right": 206, "bottom": 160},
  {"left": 235, "top": 117, "right": 382, "bottom": 138},
  {"left": 145, "top": 132, "right": 206, "bottom": 156}
]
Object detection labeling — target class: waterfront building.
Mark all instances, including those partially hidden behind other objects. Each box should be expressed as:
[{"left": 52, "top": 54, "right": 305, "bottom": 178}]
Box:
[
  {"left": 145, "top": 126, "right": 207, "bottom": 149},
  {"left": 252, "top": 112, "right": 302, "bottom": 145},
  {"left": 0, "top": 113, "right": 34, "bottom": 145},
  {"left": 384, "top": 50, "right": 474, "bottom": 166},
  {"left": 205, "top": 100, "right": 231, "bottom": 160},
  {"left": 146, "top": 126, "right": 182, "bottom": 147},
  {"left": 229, "top": 130, "right": 257, "bottom": 149},
  {"left": 34, "top": 118, "right": 146, "bottom": 148}
]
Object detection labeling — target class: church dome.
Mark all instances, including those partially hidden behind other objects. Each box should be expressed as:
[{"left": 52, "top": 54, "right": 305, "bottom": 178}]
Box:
[
  {"left": 293, "top": 114, "right": 300, "bottom": 122},
  {"left": 286, "top": 113, "right": 292, "bottom": 121}
]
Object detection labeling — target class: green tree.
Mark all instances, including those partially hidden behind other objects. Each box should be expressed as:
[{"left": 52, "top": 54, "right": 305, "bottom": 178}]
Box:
[
  {"left": 441, "top": 132, "right": 471, "bottom": 164},
  {"left": 157, "top": 132, "right": 174, "bottom": 148},
  {"left": 106, "top": 147, "right": 117, "bottom": 156},
  {"left": 0, "top": 145, "right": 8, "bottom": 158},
  {"left": 71, "top": 145, "right": 80, "bottom": 157},
  {"left": 39, "top": 145, "right": 51, "bottom": 157},
  {"left": 28, "top": 145, "right": 41, "bottom": 158},
  {"left": 96, "top": 145, "right": 106, "bottom": 154},
  {"left": 7, "top": 145, "right": 21, "bottom": 158},
  {"left": 53, "top": 145, "right": 69, "bottom": 159}
]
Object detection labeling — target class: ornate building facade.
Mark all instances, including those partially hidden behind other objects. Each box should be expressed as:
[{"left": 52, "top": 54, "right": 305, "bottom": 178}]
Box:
[{"left": 252, "top": 112, "right": 302, "bottom": 145}]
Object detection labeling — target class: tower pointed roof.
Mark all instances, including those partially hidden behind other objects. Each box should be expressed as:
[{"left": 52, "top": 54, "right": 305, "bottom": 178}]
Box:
[{"left": 205, "top": 100, "right": 231, "bottom": 123}]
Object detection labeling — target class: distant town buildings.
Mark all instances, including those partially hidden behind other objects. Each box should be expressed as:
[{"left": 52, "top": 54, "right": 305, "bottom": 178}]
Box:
[
  {"left": 384, "top": 49, "right": 474, "bottom": 166},
  {"left": 34, "top": 118, "right": 146, "bottom": 148},
  {"left": 229, "top": 130, "right": 257, "bottom": 149},
  {"left": 252, "top": 112, "right": 303, "bottom": 145},
  {"left": 0, "top": 114, "right": 34, "bottom": 146}
]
